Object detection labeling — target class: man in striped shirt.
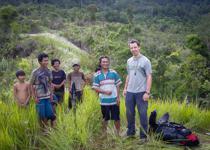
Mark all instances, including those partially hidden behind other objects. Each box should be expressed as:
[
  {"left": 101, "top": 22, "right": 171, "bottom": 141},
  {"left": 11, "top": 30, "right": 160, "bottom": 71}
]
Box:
[{"left": 92, "top": 56, "right": 122, "bottom": 135}]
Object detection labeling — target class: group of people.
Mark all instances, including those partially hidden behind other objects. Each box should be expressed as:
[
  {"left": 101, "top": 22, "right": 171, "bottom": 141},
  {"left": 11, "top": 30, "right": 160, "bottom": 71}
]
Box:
[
  {"left": 13, "top": 54, "right": 85, "bottom": 127},
  {"left": 13, "top": 39, "right": 152, "bottom": 141}
]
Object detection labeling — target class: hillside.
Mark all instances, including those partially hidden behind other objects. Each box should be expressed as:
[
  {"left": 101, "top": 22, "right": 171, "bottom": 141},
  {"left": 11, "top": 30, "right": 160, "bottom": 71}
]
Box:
[{"left": 0, "top": 1, "right": 210, "bottom": 149}]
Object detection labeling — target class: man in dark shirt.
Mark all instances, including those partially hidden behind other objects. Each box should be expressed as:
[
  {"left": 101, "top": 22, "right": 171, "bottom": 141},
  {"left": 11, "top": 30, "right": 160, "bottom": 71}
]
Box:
[{"left": 51, "top": 59, "right": 66, "bottom": 104}]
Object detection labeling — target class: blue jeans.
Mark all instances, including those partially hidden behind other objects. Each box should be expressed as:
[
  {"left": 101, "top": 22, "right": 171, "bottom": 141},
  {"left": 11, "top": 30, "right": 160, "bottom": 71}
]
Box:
[{"left": 125, "top": 92, "right": 148, "bottom": 138}]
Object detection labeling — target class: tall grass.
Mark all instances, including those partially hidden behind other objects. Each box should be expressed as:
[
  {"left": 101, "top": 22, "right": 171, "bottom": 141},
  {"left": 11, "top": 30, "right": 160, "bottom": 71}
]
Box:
[
  {"left": 40, "top": 87, "right": 101, "bottom": 150},
  {"left": 149, "top": 100, "right": 210, "bottom": 130},
  {"left": 0, "top": 101, "right": 40, "bottom": 150},
  {"left": 0, "top": 87, "right": 210, "bottom": 149}
]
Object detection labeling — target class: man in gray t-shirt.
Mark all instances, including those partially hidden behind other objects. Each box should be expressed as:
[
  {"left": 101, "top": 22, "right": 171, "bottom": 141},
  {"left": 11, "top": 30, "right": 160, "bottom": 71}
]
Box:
[
  {"left": 123, "top": 39, "right": 152, "bottom": 140},
  {"left": 30, "top": 68, "right": 52, "bottom": 100},
  {"left": 67, "top": 62, "right": 86, "bottom": 109}
]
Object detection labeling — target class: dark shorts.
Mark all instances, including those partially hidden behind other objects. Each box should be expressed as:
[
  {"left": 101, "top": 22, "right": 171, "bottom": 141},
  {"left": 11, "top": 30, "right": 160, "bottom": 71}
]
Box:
[
  {"left": 36, "top": 98, "right": 56, "bottom": 121},
  {"left": 101, "top": 104, "right": 120, "bottom": 121}
]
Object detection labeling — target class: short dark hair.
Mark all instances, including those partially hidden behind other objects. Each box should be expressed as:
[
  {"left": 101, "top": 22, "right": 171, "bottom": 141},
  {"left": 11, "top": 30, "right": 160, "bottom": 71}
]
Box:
[
  {"left": 73, "top": 64, "right": 80, "bottom": 67},
  {"left": 16, "top": 70, "right": 25, "bottom": 77},
  {"left": 37, "top": 53, "right": 48, "bottom": 62},
  {"left": 51, "top": 59, "right": 60, "bottom": 66},
  {"left": 128, "top": 39, "right": 140, "bottom": 47},
  {"left": 99, "top": 56, "right": 110, "bottom": 64}
]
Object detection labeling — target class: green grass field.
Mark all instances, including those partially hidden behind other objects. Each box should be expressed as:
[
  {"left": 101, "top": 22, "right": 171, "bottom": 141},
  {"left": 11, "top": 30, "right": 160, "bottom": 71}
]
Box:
[{"left": 0, "top": 87, "right": 210, "bottom": 150}]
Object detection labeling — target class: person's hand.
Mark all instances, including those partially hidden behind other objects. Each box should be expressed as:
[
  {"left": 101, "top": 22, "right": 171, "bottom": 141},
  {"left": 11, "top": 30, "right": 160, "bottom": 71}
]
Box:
[
  {"left": 123, "top": 89, "right": 127, "bottom": 97},
  {"left": 53, "top": 84, "right": 60, "bottom": 89},
  {"left": 50, "top": 95, "right": 53, "bottom": 102},
  {"left": 51, "top": 84, "right": 55, "bottom": 89},
  {"left": 18, "top": 103, "right": 24, "bottom": 107},
  {"left": 57, "top": 83, "right": 63, "bottom": 88},
  {"left": 117, "top": 97, "right": 120, "bottom": 106},
  {"left": 143, "top": 92, "right": 150, "bottom": 101},
  {"left": 35, "top": 98, "right": 39, "bottom": 104},
  {"left": 104, "top": 91, "right": 112, "bottom": 95}
]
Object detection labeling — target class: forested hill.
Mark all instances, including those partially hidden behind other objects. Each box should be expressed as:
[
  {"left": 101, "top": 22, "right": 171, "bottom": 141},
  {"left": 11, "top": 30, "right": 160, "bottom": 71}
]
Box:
[
  {"left": 0, "top": 0, "right": 210, "bottom": 106},
  {"left": 1, "top": 0, "right": 210, "bottom": 36},
  {"left": 1, "top": 0, "right": 210, "bottom": 21}
]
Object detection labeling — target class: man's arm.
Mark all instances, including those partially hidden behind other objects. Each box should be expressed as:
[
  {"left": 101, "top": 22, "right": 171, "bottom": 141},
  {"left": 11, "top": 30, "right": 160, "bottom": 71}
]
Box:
[
  {"left": 13, "top": 84, "right": 18, "bottom": 101},
  {"left": 30, "top": 84, "right": 35, "bottom": 98},
  {"left": 61, "top": 71, "right": 67, "bottom": 88},
  {"left": 60, "top": 80, "right": 66, "bottom": 86},
  {"left": 81, "top": 73, "right": 86, "bottom": 89},
  {"left": 146, "top": 74, "right": 152, "bottom": 94},
  {"left": 25, "top": 83, "right": 31, "bottom": 105},
  {"left": 123, "top": 75, "right": 129, "bottom": 97},
  {"left": 93, "top": 87, "right": 112, "bottom": 95},
  {"left": 49, "top": 81, "right": 54, "bottom": 102},
  {"left": 49, "top": 71, "right": 54, "bottom": 101},
  {"left": 29, "top": 71, "right": 36, "bottom": 100},
  {"left": 67, "top": 73, "right": 72, "bottom": 92},
  {"left": 30, "top": 78, "right": 39, "bottom": 103},
  {"left": 53, "top": 80, "right": 66, "bottom": 89},
  {"left": 92, "top": 72, "right": 112, "bottom": 95},
  {"left": 143, "top": 74, "right": 152, "bottom": 101},
  {"left": 69, "top": 80, "right": 71, "bottom": 92},
  {"left": 116, "top": 85, "right": 120, "bottom": 105},
  {"left": 31, "top": 84, "right": 39, "bottom": 103},
  {"left": 143, "top": 58, "right": 152, "bottom": 101}
]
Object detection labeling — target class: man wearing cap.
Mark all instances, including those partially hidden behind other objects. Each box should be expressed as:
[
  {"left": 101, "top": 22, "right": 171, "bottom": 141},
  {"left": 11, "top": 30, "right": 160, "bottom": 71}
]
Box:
[{"left": 67, "top": 62, "right": 86, "bottom": 109}]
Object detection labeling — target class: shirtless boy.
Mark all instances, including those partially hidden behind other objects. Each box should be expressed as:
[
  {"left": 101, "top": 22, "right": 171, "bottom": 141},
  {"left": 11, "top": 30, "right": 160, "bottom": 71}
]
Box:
[{"left": 13, "top": 70, "right": 31, "bottom": 107}]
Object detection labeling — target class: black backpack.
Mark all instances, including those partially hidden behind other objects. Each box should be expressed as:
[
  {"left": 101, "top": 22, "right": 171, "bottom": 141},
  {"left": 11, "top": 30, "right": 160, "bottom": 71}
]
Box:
[{"left": 149, "top": 110, "right": 199, "bottom": 146}]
